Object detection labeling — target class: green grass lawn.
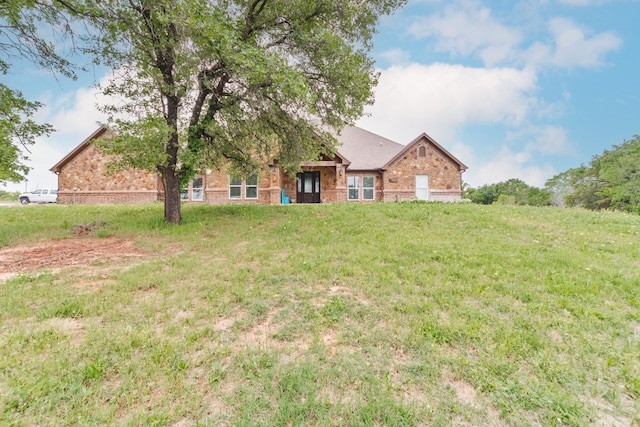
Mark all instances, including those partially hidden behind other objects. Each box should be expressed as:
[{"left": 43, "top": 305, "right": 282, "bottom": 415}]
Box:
[{"left": 1, "top": 202, "right": 639, "bottom": 426}]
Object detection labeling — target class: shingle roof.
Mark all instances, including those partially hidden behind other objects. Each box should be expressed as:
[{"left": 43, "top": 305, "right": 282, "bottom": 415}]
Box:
[{"left": 336, "top": 126, "right": 404, "bottom": 170}]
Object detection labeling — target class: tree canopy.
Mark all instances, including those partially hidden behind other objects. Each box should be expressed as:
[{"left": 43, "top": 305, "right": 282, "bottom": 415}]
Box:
[
  {"left": 0, "top": 1, "right": 79, "bottom": 184},
  {"left": 546, "top": 135, "right": 640, "bottom": 213},
  {"left": 464, "top": 178, "right": 551, "bottom": 206},
  {"left": 87, "top": 0, "right": 406, "bottom": 223}
]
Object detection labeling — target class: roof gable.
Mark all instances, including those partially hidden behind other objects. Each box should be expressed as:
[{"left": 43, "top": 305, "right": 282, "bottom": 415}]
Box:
[
  {"left": 50, "top": 126, "right": 109, "bottom": 173},
  {"left": 382, "top": 132, "right": 468, "bottom": 172}
]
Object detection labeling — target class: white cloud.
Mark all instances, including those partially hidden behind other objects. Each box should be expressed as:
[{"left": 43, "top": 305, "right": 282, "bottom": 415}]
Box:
[
  {"left": 507, "top": 125, "right": 573, "bottom": 155},
  {"left": 355, "top": 62, "right": 569, "bottom": 188},
  {"left": 466, "top": 146, "right": 556, "bottom": 187},
  {"left": 406, "top": 2, "right": 621, "bottom": 71},
  {"left": 524, "top": 18, "right": 621, "bottom": 69},
  {"left": 557, "top": 0, "right": 609, "bottom": 5},
  {"left": 548, "top": 18, "right": 621, "bottom": 68},
  {"left": 357, "top": 62, "right": 538, "bottom": 143},
  {"left": 409, "top": 1, "right": 523, "bottom": 66}
]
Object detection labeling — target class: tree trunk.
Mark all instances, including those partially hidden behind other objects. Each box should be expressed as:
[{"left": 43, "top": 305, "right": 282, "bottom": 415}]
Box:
[{"left": 162, "top": 169, "right": 182, "bottom": 224}]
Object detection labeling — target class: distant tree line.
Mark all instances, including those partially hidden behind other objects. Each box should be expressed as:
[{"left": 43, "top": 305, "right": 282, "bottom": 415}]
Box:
[
  {"left": 464, "top": 178, "right": 551, "bottom": 206},
  {"left": 465, "top": 134, "right": 640, "bottom": 214},
  {"left": 545, "top": 135, "right": 640, "bottom": 213}
]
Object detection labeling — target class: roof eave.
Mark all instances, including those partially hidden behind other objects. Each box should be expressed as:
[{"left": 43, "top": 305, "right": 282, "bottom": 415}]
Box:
[
  {"left": 49, "top": 126, "right": 108, "bottom": 173},
  {"left": 382, "top": 132, "right": 468, "bottom": 171}
]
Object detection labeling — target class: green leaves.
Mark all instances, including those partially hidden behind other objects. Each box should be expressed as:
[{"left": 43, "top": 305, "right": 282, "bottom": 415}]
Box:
[
  {"left": 465, "top": 179, "right": 551, "bottom": 206},
  {"left": 546, "top": 135, "right": 640, "bottom": 213},
  {"left": 86, "top": 0, "right": 406, "bottom": 222},
  {"left": 0, "top": 1, "right": 81, "bottom": 183},
  {"left": 0, "top": 83, "right": 53, "bottom": 183}
]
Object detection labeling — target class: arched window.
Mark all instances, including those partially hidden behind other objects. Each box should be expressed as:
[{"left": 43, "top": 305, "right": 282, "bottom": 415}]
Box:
[{"left": 418, "top": 146, "right": 426, "bottom": 157}]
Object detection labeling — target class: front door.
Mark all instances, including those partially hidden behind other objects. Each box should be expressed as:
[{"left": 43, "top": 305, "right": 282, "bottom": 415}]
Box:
[{"left": 296, "top": 172, "right": 321, "bottom": 203}]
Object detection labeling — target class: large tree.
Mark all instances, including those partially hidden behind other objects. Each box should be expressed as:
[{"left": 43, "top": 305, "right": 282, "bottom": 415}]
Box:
[
  {"left": 87, "top": 0, "right": 406, "bottom": 224},
  {"left": 546, "top": 135, "right": 640, "bottom": 213},
  {"left": 0, "top": 1, "right": 79, "bottom": 183}
]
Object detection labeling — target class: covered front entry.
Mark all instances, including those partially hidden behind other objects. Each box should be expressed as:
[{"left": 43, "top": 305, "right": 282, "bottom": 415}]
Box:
[{"left": 296, "top": 171, "right": 321, "bottom": 203}]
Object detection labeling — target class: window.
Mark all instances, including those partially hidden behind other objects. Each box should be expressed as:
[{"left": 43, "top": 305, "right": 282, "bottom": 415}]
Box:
[
  {"left": 348, "top": 176, "right": 359, "bottom": 200},
  {"left": 418, "top": 146, "right": 426, "bottom": 157},
  {"left": 192, "top": 177, "right": 203, "bottom": 201},
  {"left": 229, "top": 176, "right": 242, "bottom": 199},
  {"left": 181, "top": 176, "right": 205, "bottom": 201},
  {"left": 348, "top": 175, "right": 375, "bottom": 201},
  {"left": 245, "top": 174, "right": 258, "bottom": 199},
  {"left": 363, "top": 176, "right": 375, "bottom": 200},
  {"left": 416, "top": 175, "right": 429, "bottom": 200},
  {"left": 229, "top": 175, "right": 258, "bottom": 200}
]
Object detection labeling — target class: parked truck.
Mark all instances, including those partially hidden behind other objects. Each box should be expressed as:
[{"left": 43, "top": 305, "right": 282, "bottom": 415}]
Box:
[{"left": 18, "top": 189, "right": 58, "bottom": 204}]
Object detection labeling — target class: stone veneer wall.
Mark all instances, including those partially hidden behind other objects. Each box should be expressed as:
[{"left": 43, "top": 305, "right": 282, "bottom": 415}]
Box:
[
  {"left": 56, "top": 137, "right": 464, "bottom": 205},
  {"left": 57, "top": 144, "right": 159, "bottom": 204},
  {"left": 383, "top": 140, "right": 463, "bottom": 202}
]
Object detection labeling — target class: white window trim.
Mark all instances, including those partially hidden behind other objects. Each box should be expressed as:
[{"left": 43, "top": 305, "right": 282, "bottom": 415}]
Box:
[
  {"left": 348, "top": 175, "right": 376, "bottom": 201},
  {"left": 229, "top": 176, "right": 242, "bottom": 199},
  {"left": 229, "top": 175, "right": 259, "bottom": 200},
  {"left": 363, "top": 176, "right": 375, "bottom": 201},
  {"left": 181, "top": 175, "right": 205, "bottom": 202},
  {"left": 348, "top": 176, "right": 360, "bottom": 201},
  {"left": 191, "top": 176, "right": 204, "bottom": 201},
  {"left": 245, "top": 174, "right": 258, "bottom": 199}
]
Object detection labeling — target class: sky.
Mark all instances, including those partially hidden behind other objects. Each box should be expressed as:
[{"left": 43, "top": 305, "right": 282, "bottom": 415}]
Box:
[{"left": 3, "top": 0, "right": 639, "bottom": 192}]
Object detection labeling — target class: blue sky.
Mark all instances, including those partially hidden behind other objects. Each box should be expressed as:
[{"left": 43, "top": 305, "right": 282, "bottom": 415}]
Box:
[{"left": 3, "top": 0, "right": 639, "bottom": 192}]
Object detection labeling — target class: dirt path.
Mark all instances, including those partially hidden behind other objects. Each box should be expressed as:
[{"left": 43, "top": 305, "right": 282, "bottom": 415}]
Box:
[{"left": 0, "top": 237, "right": 147, "bottom": 280}]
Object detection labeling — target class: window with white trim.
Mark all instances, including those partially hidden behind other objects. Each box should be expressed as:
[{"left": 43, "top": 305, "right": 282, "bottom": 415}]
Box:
[
  {"left": 348, "top": 175, "right": 376, "bottom": 201},
  {"left": 348, "top": 176, "right": 359, "bottom": 200},
  {"left": 229, "top": 176, "right": 242, "bottom": 199},
  {"left": 181, "top": 176, "right": 205, "bottom": 201},
  {"left": 363, "top": 176, "right": 375, "bottom": 200},
  {"left": 245, "top": 174, "right": 258, "bottom": 199},
  {"left": 229, "top": 175, "right": 259, "bottom": 200},
  {"left": 192, "top": 177, "right": 204, "bottom": 201}
]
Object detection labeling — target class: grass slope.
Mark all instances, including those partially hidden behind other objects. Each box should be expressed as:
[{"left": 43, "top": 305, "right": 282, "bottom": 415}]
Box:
[{"left": 1, "top": 202, "right": 639, "bottom": 426}]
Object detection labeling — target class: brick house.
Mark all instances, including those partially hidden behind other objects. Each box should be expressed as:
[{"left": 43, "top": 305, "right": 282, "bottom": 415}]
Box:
[{"left": 50, "top": 125, "right": 467, "bottom": 204}]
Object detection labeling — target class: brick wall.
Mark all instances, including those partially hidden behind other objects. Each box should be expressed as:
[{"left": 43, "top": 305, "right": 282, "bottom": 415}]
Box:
[{"left": 58, "top": 191, "right": 158, "bottom": 204}]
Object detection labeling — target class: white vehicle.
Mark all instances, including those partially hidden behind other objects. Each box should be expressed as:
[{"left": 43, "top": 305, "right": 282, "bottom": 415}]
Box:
[{"left": 18, "top": 189, "right": 58, "bottom": 204}]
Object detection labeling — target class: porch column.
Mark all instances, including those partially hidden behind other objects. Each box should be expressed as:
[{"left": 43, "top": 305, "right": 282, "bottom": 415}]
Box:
[{"left": 336, "top": 164, "right": 347, "bottom": 202}]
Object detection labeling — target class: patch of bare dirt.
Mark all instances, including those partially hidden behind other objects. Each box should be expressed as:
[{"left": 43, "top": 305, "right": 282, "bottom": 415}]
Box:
[
  {"left": 0, "top": 237, "right": 147, "bottom": 276},
  {"left": 445, "top": 369, "right": 504, "bottom": 426}
]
